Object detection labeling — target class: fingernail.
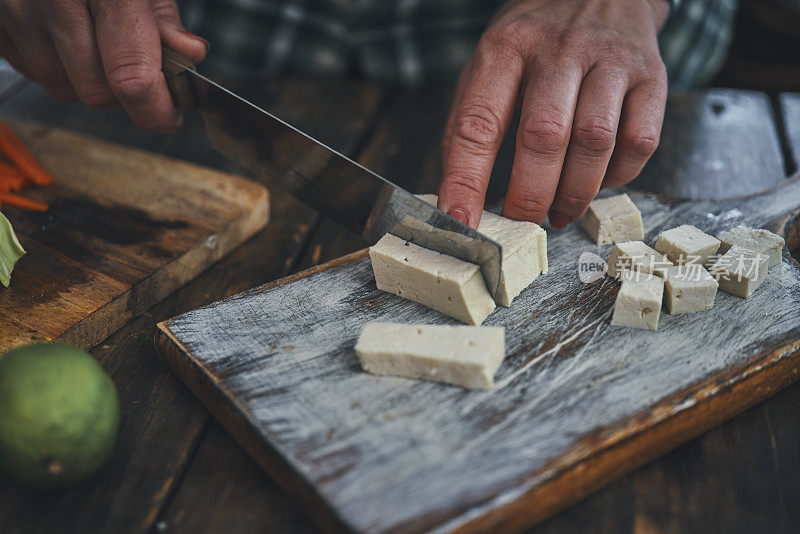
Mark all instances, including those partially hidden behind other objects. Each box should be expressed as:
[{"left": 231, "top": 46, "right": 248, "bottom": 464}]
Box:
[
  {"left": 549, "top": 210, "right": 571, "bottom": 228},
  {"left": 180, "top": 30, "right": 211, "bottom": 52},
  {"left": 448, "top": 208, "right": 469, "bottom": 226}
]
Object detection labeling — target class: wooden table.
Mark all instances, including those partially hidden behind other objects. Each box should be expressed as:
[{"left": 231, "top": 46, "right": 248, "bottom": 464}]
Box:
[{"left": 0, "top": 59, "right": 799, "bottom": 533}]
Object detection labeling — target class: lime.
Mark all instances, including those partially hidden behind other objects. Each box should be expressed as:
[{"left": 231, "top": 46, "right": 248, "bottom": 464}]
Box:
[{"left": 0, "top": 343, "right": 120, "bottom": 490}]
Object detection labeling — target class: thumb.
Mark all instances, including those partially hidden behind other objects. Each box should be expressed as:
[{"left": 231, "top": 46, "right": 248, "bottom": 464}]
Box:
[{"left": 152, "top": 0, "right": 209, "bottom": 64}]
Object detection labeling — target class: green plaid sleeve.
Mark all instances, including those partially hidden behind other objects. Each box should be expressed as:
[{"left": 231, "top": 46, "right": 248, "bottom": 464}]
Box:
[{"left": 179, "top": 0, "right": 738, "bottom": 89}]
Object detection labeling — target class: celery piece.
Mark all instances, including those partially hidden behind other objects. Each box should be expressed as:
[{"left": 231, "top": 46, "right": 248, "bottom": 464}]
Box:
[{"left": 0, "top": 211, "right": 25, "bottom": 287}]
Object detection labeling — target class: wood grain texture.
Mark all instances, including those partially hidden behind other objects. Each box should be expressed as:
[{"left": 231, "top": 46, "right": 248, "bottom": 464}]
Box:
[
  {"left": 635, "top": 90, "right": 786, "bottom": 198},
  {"left": 0, "top": 121, "right": 269, "bottom": 351},
  {"left": 157, "top": 173, "right": 800, "bottom": 533}
]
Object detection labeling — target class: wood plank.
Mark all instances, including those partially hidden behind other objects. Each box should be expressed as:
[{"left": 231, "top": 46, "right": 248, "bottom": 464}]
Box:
[
  {"left": 780, "top": 92, "right": 800, "bottom": 173},
  {"left": 294, "top": 88, "right": 453, "bottom": 272},
  {"left": 635, "top": 90, "right": 787, "bottom": 197},
  {"left": 156, "top": 173, "right": 800, "bottom": 534},
  {"left": 0, "top": 121, "right": 269, "bottom": 350}
]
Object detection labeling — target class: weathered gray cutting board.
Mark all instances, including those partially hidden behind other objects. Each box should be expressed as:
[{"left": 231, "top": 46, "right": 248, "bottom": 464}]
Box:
[{"left": 156, "top": 174, "right": 800, "bottom": 534}]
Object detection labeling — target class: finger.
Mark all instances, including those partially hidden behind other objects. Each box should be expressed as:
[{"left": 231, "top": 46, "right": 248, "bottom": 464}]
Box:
[
  {"left": 437, "top": 42, "right": 524, "bottom": 227},
  {"left": 603, "top": 77, "right": 666, "bottom": 188},
  {"left": 91, "top": 0, "right": 181, "bottom": 132},
  {"left": 441, "top": 60, "right": 472, "bottom": 176},
  {"left": 501, "top": 58, "right": 582, "bottom": 224},
  {"left": 548, "top": 66, "right": 627, "bottom": 227},
  {"left": 1, "top": 16, "right": 76, "bottom": 103},
  {"left": 0, "top": 28, "right": 34, "bottom": 79},
  {"left": 47, "top": 6, "right": 117, "bottom": 109},
  {"left": 152, "top": 0, "right": 210, "bottom": 64}
]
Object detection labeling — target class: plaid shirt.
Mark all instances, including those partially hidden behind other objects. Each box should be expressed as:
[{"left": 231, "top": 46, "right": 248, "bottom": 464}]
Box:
[{"left": 179, "top": 0, "right": 738, "bottom": 88}]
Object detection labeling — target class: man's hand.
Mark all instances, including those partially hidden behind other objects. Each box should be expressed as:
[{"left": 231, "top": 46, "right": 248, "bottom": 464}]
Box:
[
  {"left": 438, "top": 0, "right": 670, "bottom": 228},
  {"left": 0, "top": 0, "right": 208, "bottom": 132}
]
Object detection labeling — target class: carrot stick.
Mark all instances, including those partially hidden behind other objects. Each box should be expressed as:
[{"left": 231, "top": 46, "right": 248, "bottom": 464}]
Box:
[
  {"left": 0, "top": 192, "right": 49, "bottom": 212},
  {"left": 0, "top": 122, "right": 54, "bottom": 186},
  {"left": 0, "top": 162, "right": 26, "bottom": 191}
]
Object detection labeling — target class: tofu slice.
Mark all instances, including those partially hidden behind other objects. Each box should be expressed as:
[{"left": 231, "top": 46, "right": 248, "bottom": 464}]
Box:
[
  {"left": 370, "top": 234, "right": 496, "bottom": 325},
  {"left": 355, "top": 322, "right": 506, "bottom": 389},
  {"left": 710, "top": 244, "right": 769, "bottom": 298},
  {"left": 606, "top": 241, "right": 674, "bottom": 278},
  {"left": 611, "top": 271, "right": 664, "bottom": 330},
  {"left": 654, "top": 225, "right": 720, "bottom": 266},
  {"left": 717, "top": 225, "right": 785, "bottom": 267},
  {"left": 581, "top": 193, "right": 644, "bottom": 245},
  {"left": 662, "top": 265, "right": 718, "bottom": 314},
  {"left": 370, "top": 196, "right": 547, "bottom": 324}
]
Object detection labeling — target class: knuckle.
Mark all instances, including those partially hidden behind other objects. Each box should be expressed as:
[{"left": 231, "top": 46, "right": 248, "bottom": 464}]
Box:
[
  {"left": 572, "top": 116, "right": 616, "bottom": 155},
  {"left": 555, "top": 189, "right": 595, "bottom": 212},
  {"left": 441, "top": 172, "right": 486, "bottom": 199},
  {"left": 453, "top": 106, "right": 504, "bottom": 149},
  {"left": 623, "top": 128, "right": 660, "bottom": 159},
  {"left": 504, "top": 192, "right": 550, "bottom": 222},
  {"left": 518, "top": 113, "right": 570, "bottom": 156},
  {"left": 106, "top": 58, "right": 160, "bottom": 105}
]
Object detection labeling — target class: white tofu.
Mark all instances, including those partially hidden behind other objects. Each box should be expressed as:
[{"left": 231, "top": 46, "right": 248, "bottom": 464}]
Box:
[
  {"left": 611, "top": 271, "right": 664, "bottom": 330},
  {"left": 418, "top": 195, "right": 548, "bottom": 306},
  {"left": 654, "top": 225, "right": 720, "bottom": 266},
  {"left": 710, "top": 244, "right": 770, "bottom": 298},
  {"left": 370, "top": 234, "right": 496, "bottom": 325},
  {"left": 370, "top": 196, "right": 547, "bottom": 323},
  {"left": 661, "top": 265, "right": 718, "bottom": 314},
  {"left": 717, "top": 225, "right": 785, "bottom": 267},
  {"left": 355, "top": 322, "right": 506, "bottom": 389},
  {"left": 606, "top": 241, "right": 674, "bottom": 278},
  {"left": 581, "top": 193, "right": 643, "bottom": 245}
]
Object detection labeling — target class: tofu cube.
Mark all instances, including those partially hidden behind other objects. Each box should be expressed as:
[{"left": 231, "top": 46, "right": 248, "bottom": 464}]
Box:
[
  {"left": 418, "top": 195, "right": 548, "bottom": 307},
  {"left": 355, "top": 323, "right": 506, "bottom": 389},
  {"left": 717, "top": 225, "right": 785, "bottom": 267},
  {"left": 611, "top": 271, "right": 664, "bottom": 330},
  {"left": 606, "top": 241, "right": 674, "bottom": 278},
  {"left": 654, "top": 225, "right": 720, "bottom": 266},
  {"left": 662, "top": 265, "right": 718, "bottom": 314},
  {"left": 370, "top": 234, "right": 496, "bottom": 325},
  {"left": 710, "top": 244, "right": 769, "bottom": 298},
  {"left": 581, "top": 193, "right": 644, "bottom": 245}
]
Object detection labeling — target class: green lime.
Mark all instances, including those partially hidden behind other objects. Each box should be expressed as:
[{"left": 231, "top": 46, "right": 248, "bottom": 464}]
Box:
[{"left": 0, "top": 342, "right": 120, "bottom": 490}]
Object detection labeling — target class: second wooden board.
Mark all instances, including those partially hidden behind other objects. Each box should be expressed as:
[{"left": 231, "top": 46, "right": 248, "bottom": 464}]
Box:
[{"left": 157, "top": 175, "right": 800, "bottom": 533}]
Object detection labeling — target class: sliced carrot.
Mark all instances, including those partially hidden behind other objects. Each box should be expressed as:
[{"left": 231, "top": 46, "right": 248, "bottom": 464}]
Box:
[
  {"left": 0, "top": 122, "right": 54, "bottom": 186},
  {"left": 0, "top": 161, "right": 26, "bottom": 191},
  {"left": 0, "top": 192, "right": 49, "bottom": 212}
]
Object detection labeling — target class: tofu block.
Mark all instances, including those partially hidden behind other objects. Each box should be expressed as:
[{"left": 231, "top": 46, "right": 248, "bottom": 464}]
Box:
[
  {"left": 370, "top": 196, "right": 547, "bottom": 323},
  {"left": 606, "top": 241, "right": 674, "bottom": 278},
  {"left": 418, "top": 195, "right": 548, "bottom": 306},
  {"left": 581, "top": 193, "right": 643, "bottom": 245},
  {"left": 611, "top": 271, "right": 664, "bottom": 330},
  {"left": 370, "top": 234, "right": 496, "bottom": 325},
  {"left": 654, "top": 225, "right": 720, "bottom": 266},
  {"left": 717, "top": 225, "right": 785, "bottom": 267},
  {"left": 661, "top": 265, "right": 718, "bottom": 314},
  {"left": 355, "top": 322, "right": 506, "bottom": 389},
  {"left": 710, "top": 244, "right": 769, "bottom": 298}
]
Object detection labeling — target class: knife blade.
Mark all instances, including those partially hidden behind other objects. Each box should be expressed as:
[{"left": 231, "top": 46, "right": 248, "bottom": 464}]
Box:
[{"left": 162, "top": 51, "right": 502, "bottom": 299}]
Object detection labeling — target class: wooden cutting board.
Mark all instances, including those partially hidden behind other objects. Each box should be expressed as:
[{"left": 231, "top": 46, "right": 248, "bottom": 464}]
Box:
[
  {"left": 0, "top": 121, "right": 269, "bottom": 352},
  {"left": 156, "top": 174, "right": 800, "bottom": 534}
]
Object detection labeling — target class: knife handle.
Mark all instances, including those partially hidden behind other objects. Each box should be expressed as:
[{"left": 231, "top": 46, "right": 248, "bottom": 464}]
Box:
[{"left": 161, "top": 46, "right": 196, "bottom": 111}]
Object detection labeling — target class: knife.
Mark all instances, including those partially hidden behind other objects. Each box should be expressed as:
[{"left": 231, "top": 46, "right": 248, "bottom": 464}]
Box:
[{"left": 161, "top": 48, "right": 503, "bottom": 300}]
